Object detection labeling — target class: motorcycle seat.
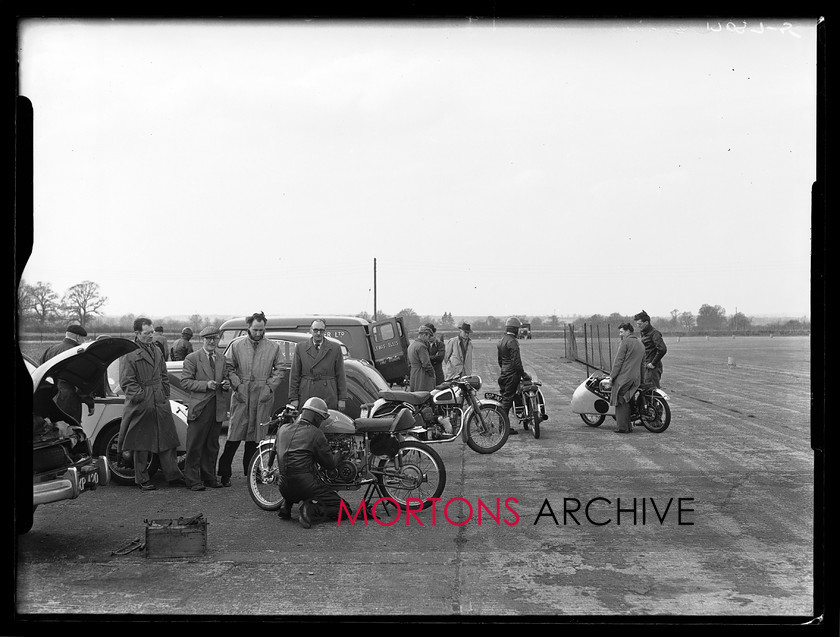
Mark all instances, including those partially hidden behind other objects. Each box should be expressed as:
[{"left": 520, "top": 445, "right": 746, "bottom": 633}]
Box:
[
  {"left": 378, "top": 390, "right": 431, "bottom": 406},
  {"left": 354, "top": 408, "right": 415, "bottom": 433}
]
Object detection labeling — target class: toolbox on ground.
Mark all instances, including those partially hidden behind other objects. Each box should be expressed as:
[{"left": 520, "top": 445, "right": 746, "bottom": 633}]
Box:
[{"left": 144, "top": 513, "right": 207, "bottom": 559}]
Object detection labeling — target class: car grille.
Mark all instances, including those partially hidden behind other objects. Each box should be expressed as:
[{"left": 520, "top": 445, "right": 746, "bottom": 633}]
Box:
[{"left": 33, "top": 442, "right": 72, "bottom": 474}]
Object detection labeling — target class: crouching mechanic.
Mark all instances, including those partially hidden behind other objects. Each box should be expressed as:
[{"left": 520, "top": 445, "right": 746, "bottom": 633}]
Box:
[{"left": 276, "top": 397, "right": 350, "bottom": 528}]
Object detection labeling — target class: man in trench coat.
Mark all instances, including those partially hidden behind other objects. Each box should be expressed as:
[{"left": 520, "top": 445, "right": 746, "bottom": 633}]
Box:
[
  {"left": 117, "top": 317, "right": 185, "bottom": 490},
  {"left": 606, "top": 322, "right": 646, "bottom": 434},
  {"left": 217, "top": 312, "right": 285, "bottom": 485},
  {"left": 443, "top": 322, "right": 474, "bottom": 380},
  {"left": 179, "top": 325, "right": 231, "bottom": 490},
  {"left": 407, "top": 325, "right": 436, "bottom": 391},
  {"left": 289, "top": 319, "right": 348, "bottom": 412}
]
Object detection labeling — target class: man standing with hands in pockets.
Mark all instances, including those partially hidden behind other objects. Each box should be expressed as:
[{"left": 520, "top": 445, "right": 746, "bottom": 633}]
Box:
[
  {"left": 180, "top": 326, "right": 231, "bottom": 490},
  {"left": 289, "top": 319, "right": 348, "bottom": 412}
]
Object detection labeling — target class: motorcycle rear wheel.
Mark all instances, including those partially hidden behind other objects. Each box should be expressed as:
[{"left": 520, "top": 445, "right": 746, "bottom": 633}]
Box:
[
  {"left": 376, "top": 441, "right": 446, "bottom": 511},
  {"left": 641, "top": 395, "right": 671, "bottom": 433},
  {"left": 528, "top": 394, "right": 541, "bottom": 439},
  {"left": 465, "top": 405, "right": 510, "bottom": 454},
  {"left": 580, "top": 413, "right": 606, "bottom": 427},
  {"left": 247, "top": 446, "right": 285, "bottom": 511}
]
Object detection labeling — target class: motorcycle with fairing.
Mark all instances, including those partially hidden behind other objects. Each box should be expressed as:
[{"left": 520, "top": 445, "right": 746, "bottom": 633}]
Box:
[
  {"left": 570, "top": 371, "right": 671, "bottom": 433},
  {"left": 365, "top": 374, "right": 511, "bottom": 454},
  {"left": 247, "top": 405, "right": 446, "bottom": 513}
]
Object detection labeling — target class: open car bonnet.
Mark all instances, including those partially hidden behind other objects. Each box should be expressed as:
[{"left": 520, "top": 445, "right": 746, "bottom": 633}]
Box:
[{"left": 31, "top": 337, "right": 139, "bottom": 395}]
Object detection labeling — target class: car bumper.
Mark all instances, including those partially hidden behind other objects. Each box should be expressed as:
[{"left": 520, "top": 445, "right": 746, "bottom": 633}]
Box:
[{"left": 33, "top": 457, "right": 111, "bottom": 506}]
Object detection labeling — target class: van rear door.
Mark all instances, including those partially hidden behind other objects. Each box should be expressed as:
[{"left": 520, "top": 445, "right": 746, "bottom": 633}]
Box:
[{"left": 368, "top": 317, "right": 409, "bottom": 386}]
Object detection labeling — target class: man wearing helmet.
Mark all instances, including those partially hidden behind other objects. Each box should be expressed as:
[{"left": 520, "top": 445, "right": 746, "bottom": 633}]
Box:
[
  {"left": 497, "top": 317, "right": 531, "bottom": 435},
  {"left": 171, "top": 327, "right": 195, "bottom": 361},
  {"left": 275, "top": 397, "right": 349, "bottom": 528}
]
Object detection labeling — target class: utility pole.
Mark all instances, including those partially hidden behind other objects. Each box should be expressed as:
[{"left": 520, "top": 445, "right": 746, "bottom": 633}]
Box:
[{"left": 373, "top": 258, "right": 377, "bottom": 321}]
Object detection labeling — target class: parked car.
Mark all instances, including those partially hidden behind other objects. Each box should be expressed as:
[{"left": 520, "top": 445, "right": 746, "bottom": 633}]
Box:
[
  {"left": 24, "top": 343, "right": 190, "bottom": 489},
  {"left": 215, "top": 315, "right": 410, "bottom": 386},
  {"left": 24, "top": 338, "right": 138, "bottom": 533},
  {"left": 166, "top": 331, "right": 391, "bottom": 422}
]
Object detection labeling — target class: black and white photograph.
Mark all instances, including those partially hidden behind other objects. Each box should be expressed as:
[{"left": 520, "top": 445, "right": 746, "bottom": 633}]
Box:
[{"left": 12, "top": 14, "right": 825, "bottom": 627}]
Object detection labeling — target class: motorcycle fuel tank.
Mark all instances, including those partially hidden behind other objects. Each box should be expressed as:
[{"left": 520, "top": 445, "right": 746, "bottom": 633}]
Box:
[
  {"left": 432, "top": 387, "right": 457, "bottom": 405},
  {"left": 321, "top": 410, "right": 356, "bottom": 434}
]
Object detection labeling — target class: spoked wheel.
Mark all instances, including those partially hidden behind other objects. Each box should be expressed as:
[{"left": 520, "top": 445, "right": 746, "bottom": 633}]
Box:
[
  {"left": 247, "top": 445, "right": 285, "bottom": 511},
  {"left": 376, "top": 441, "right": 446, "bottom": 511},
  {"left": 99, "top": 425, "right": 158, "bottom": 485},
  {"left": 465, "top": 405, "right": 510, "bottom": 454},
  {"left": 640, "top": 396, "right": 671, "bottom": 433},
  {"left": 580, "top": 413, "right": 606, "bottom": 427},
  {"left": 528, "top": 394, "right": 542, "bottom": 439}
]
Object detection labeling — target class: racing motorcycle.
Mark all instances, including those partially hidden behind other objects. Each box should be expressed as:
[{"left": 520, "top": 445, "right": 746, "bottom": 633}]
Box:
[
  {"left": 570, "top": 371, "right": 671, "bottom": 433},
  {"left": 365, "top": 375, "right": 511, "bottom": 454},
  {"left": 247, "top": 405, "right": 446, "bottom": 514},
  {"left": 485, "top": 375, "right": 548, "bottom": 439}
]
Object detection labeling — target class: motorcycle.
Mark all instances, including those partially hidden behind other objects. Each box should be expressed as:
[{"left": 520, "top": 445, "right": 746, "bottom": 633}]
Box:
[
  {"left": 365, "top": 375, "right": 510, "bottom": 454},
  {"left": 247, "top": 405, "right": 447, "bottom": 514},
  {"left": 484, "top": 375, "right": 548, "bottom": 439},
  {"left": 570, "top": 372, "right": 671, "bottom": 433}
]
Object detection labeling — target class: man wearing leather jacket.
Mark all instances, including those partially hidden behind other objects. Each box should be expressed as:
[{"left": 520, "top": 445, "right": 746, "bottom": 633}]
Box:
[
  {"left": 275, "top": 397, "right": 349, "bottom": 528},
  {"left": 634, "top": 310, "right": 667, "bottom": 388},
  {"left": 497, "top": 317, "right": 531, "bottom": 435}
]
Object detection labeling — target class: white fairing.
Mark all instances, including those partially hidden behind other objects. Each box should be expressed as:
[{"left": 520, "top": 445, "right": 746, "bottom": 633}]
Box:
[{"left": 570, "top": 379, "right": 614, "bottom": 417}]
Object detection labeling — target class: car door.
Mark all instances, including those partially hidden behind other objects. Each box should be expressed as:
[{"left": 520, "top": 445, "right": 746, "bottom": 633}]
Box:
[{"left": 368, "top": 317, "right": 409, "bottom": 386}]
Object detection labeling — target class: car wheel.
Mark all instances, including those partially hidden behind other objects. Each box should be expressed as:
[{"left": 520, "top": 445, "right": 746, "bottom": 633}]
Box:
[{"left": 95, "top": 423, "right": 159, "bottom": 485}]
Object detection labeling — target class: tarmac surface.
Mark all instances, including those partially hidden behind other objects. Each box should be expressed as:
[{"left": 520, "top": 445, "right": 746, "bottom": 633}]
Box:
[{"left": 11, "top": 341, "right": 817, "bottom": 625}]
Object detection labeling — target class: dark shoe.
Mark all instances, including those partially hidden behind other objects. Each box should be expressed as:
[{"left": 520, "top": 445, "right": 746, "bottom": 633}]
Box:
[
  {"left": 220, "top": 477, "right": 231, "bottom": 487},
  {"left": 139, "top": 481, "right": 156, "bottom": 491},
  {"left": 277, "top": 499, "right": 292, "bottom": 520},
  {"left": 190, "top": 483, "right": 206, "bottom": 491},
  {"left": 508, "top": 428, "right": 519, "bottom": 435},
  {"left": 206, "top": 481, "right": 225, "bottom": 489},
  {"left": 168, "top": 477, "right": 187, "bottom": 487},
  {"left": 299, "top": 502, "right": 312, "bottom": 529}
]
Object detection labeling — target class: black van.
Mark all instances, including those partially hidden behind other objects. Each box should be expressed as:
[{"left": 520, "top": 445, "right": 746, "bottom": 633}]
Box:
[{"left": 216, "top": 315, "right": 410, "bottom": 386}]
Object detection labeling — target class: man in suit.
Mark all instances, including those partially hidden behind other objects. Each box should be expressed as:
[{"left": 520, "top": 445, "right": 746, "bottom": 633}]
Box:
[
  {"left": 289, "top": 319, "right": 348, "bottom": 412},
  {"left": 180, "top": 326, "right": 231, "bottom": 490},
  {"left": 443, "top": 322, "right": 474, "bottom": 380},
  {"left": 604, "top": 322, "right": 646, "bottom": 434},
  {"left": 39, "top": 324, "right": 95, "bottom": 425}
]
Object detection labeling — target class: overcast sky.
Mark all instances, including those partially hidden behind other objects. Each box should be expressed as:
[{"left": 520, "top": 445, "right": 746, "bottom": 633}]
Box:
[{"left": 18, "top": 17, "right": 817, "bottom": 322}]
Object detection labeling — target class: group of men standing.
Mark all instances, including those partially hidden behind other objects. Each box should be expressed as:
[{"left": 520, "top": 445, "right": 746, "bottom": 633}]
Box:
[{"left": 407, "top": 321, "right": 475, "bottom": 392}]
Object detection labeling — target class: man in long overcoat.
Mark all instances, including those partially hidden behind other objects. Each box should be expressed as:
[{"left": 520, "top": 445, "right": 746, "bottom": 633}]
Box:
[
  {"left": 180, "top": 325, "right": 231, "bottom": 490},
  {"left": 443, "top": 322, "right": 474, "bottom": 380},
  {"left": 607, "top": 322, "right": 646, "bottom": 434},
  {"left": 40, "top": 324, "right": 95, "bottom": 425},
  {"left": 117, "top": 317, "right": 185, "bottom": 490},
  {"left": 424, "top": 323, "right": 445, "bottom": 385},
  {"left": 289, "top": 319, "right": 348, "bottom": 412},
  {"left": 407, "top": 326, "right": 436, "bottom": 391},
  {"left": 217, "top": 312, "right": 285, "bottom": 485}
]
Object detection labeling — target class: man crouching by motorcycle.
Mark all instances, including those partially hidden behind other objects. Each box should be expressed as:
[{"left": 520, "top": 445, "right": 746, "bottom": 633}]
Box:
[
  {"left": 497, "top": 317, "right": 531, "bottom": 435},
  {"left": 276, "top": 397, "right": 349, "bottom": 529}
]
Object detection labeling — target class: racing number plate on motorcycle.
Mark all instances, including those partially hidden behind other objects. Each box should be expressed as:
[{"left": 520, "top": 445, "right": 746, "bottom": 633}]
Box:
[{"left": 484, "top": 392, "right": 503, "bottom": 402}]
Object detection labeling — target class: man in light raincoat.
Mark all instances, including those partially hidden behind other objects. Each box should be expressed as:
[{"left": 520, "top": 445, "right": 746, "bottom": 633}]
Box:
[
  {"left": 217, "top": 311, "right": 285, "bottom": 485},
  {"left": 117, "top": 317, "right": 185, "bottom": 490}
]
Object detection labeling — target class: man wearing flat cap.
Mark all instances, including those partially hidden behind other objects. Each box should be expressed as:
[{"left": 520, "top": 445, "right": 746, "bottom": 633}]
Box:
[
  {"left": 634, "top": 310, "right": 667, "bottom": 388},
  {"left": 180, "top": 326, "right": 231, "bottom": 490},
  {"left": 407, "top": 325, "right": 436, "bottom": 391},
  {"left": 424, "top": 323, "right": 445, "bottom": 385},
  {"left": 443, "top": 322, "right": 474, "bottom": 380},
  {"left": 39, "top": 324, "right": 96, "bottom": 425}
]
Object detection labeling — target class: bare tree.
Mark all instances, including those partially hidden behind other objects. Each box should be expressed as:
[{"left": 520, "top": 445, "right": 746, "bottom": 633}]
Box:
[
  {"left": 62, "top": 281, "right": 108, "bottom": 328},
  {"left": 29, "top": 281, "right": 60, "bottom": 330},
  {"left": 188, "top": 314, "right": 203, "bottom": 333},
  {"left": 679, "top": 311, "right": 695, "bottom": 331}
]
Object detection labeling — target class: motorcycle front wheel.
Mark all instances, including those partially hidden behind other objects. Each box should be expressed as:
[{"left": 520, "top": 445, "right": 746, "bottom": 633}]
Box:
[
  {"left": 376, "top": 441, "right": 446, "bottom": 511},
  {"left": 528, "top": 394, "right": 542, "bottom": 439},
  {"left": 580, "top": 413, "right": 605, "bottom": 427},
  {"left": 464, "top": 404, "right": 510, "bottom": 454},
  {"left": 247, "top": 446, "right": 285, "bottom": 511},
  {"left": 641, "top": 396, "right": 671, "bottom": 433}
]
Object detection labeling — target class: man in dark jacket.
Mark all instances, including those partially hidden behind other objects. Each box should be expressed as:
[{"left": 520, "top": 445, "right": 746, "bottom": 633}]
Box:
[
  {"left": 152, "top": 326, "right": 169, "bottom": 361},
  {"left": 289, "top": 319, "right": 348, "bottom": 412},
  {"left": 407, "top": 325, "right": 436, "bottom": 391},
  {"left": 423, "top": 323, "right": 445, "bottom": 385},
  {"left": 275, "top": 397, "right": 349, "bottom": 528},
  {"left": 39, "top": 324, "right": 95, "bottom": 425},
  {"left": 497, "top": 317, "right": 531, "bottom": 435},
  {"left": 634, "top": 310, "right": 667, "bottom": 388},
  {"left": 171, "top": 327, "right": 194, "bottom": 361}
]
